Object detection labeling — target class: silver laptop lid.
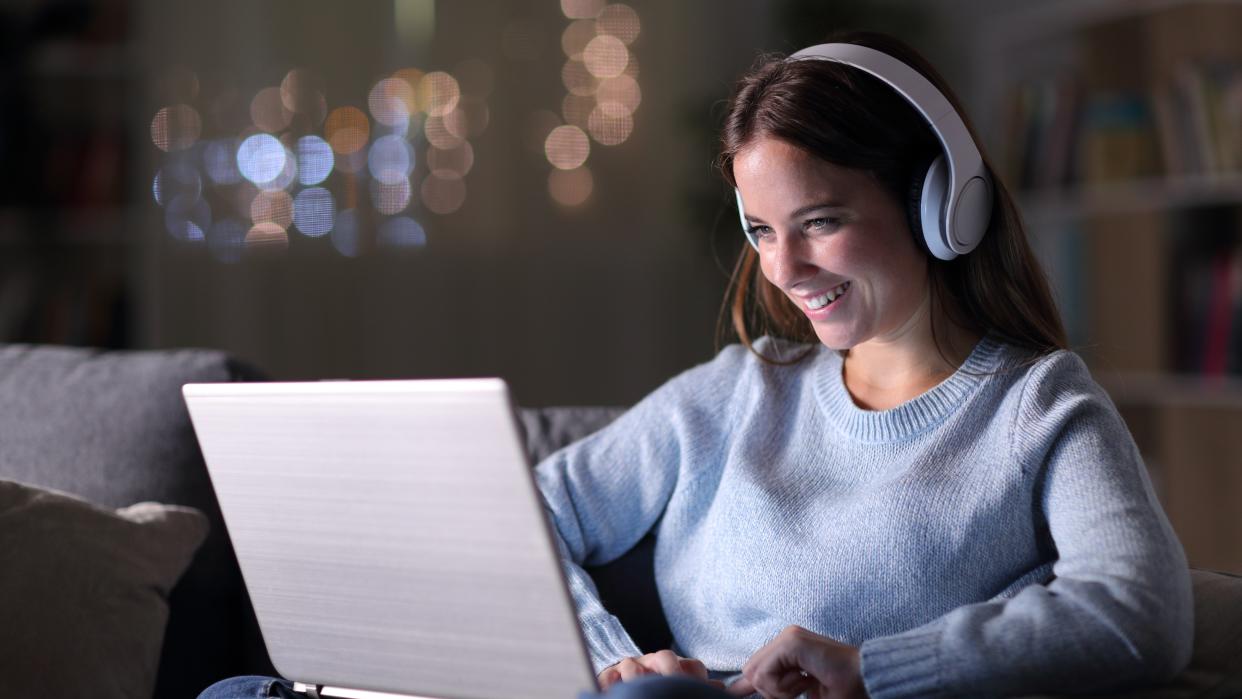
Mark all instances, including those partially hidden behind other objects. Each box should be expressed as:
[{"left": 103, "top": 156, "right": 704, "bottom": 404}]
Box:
[{"left": 183, "top": 379, "right": 598, "bottom": 699}]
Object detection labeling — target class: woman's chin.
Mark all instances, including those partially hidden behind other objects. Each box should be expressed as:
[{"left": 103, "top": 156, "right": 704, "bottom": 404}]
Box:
[{"left": 812, "top": 329, "right": 857, "bottom": 351}]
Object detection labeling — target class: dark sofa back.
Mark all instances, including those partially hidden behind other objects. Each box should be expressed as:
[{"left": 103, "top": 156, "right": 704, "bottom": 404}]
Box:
[{"left": 0, "top": 345, "right": 274, "bottom": 698}]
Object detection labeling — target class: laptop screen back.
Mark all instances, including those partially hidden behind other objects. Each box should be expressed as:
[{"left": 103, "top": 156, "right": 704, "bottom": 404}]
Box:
[{"left": 183, "top": 379, "right": 597, "bottom": 699}]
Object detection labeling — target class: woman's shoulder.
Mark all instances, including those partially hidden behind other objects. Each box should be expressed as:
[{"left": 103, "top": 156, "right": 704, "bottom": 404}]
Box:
[{"left": 994, "top": 339, "right": 1116, "bottom": 426}]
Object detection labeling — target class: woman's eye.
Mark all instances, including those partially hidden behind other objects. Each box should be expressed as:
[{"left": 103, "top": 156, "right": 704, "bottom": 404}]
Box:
[
  {"left": 748, "top": 225, "right": 773, "bottom": 239},
  {"left": 806, "top": 217, "right": 839, "bottom": 231}
]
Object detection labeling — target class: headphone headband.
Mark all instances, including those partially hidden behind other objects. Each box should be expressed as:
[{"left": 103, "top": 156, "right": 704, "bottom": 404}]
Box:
[{"left": 734, "top": 43, "right": 993, "bottom": 261}]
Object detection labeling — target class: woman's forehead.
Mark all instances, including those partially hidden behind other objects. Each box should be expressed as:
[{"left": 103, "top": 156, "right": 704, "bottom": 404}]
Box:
[{"left": 734, "top": 139, "right": 866, "bottom": 204}]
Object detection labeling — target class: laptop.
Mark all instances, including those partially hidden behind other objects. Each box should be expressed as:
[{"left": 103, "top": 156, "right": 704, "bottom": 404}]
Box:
[{"left": 182, "top": 378, "right": 600, "bottom": 699}]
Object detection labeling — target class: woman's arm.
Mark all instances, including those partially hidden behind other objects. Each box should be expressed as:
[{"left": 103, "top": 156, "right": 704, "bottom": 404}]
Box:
[
  {"left": 534, "top": 351, "right": 741, "bottom": 676},
  {"left": 856, "top": 352, "right": 1193, "bottom": 699}
]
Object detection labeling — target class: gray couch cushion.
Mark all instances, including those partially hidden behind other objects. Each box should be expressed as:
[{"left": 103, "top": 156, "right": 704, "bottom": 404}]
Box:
[
  {"left": 0, "top": 344, "right": 270, "bottom": 698},
  {"left": 0, "top": 480, "right": 208, "bottom": 699}
]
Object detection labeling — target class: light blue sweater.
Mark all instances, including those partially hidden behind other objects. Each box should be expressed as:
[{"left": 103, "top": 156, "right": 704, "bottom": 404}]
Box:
[{"left": 534, "top": 333, "right": 1194, "bottom": 698}]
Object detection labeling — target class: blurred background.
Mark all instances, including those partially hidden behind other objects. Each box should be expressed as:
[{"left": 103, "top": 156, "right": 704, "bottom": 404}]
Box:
[{"left": 0, "top": 0, "right": 1238, "bottom": 569}]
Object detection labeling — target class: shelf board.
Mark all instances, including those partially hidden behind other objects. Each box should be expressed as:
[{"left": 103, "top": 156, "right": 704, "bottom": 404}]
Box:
[
  {"left": 1099, "top": 371, "right": 1242, "bottom": 408},
  {"left": 1017, "top": 173, "right": 1242, "bottom": 223}
]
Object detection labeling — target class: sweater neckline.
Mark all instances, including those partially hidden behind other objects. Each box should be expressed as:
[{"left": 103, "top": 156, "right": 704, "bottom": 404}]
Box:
[{"left": 811, "top": 332, "right": 1008, "bottom": 443}]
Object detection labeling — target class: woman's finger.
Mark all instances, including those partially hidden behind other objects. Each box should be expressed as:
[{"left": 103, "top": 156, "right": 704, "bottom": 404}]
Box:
[
  {"left": 727, "top": 675, "right": 756, "bottom": 697},
  {"left": 598, "top": 668, "right": 621, "bottom": 691},
  {"left": 615, "top": 658, "right": 650, "bottom": 683},
  {"left": 678, "top": 656, "right": 710, "bottom": 680},
  {"left": 642, "top": 649, "right": 684, "bottom": 676}
]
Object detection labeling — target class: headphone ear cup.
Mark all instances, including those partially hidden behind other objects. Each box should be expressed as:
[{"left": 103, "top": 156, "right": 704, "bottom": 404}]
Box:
[
  {"left": 908, "top": 154, "right": 958, "bottom": 261},
  {"left": 906, "top": 158, "right": 933, "bottom": 255}
]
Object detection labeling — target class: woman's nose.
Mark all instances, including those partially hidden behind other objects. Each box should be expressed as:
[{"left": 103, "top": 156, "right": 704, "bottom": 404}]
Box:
[{"left": 764, "top": 234, "right": 812, "bottom": 288}]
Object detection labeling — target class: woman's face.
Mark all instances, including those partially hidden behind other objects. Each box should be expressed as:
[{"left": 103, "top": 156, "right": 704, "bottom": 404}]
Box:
[{"left": 733, "top": 136, "right": 929, "bottom": 351}]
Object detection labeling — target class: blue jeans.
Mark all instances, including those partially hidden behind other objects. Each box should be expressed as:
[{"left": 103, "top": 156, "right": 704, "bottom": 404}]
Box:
[{"left": 198, "top": 674, "right": 735, "bottom": 699}]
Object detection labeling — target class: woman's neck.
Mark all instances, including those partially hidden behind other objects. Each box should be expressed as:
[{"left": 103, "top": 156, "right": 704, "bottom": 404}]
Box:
[{"left": 841, "top": 302, "right": 982, "bottom": 411}]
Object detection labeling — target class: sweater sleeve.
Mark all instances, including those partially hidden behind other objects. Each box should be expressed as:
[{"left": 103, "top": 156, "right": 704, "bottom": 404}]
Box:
[
  {"left": 858, "top": 351, "right": 1194, "bottom": 699},
  {"left": 534, "top": 349, "right": 740, "bottom": 675}
]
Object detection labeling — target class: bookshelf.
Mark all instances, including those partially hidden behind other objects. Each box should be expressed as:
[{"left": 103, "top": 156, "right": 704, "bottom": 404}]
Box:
[
  {"left": 979, "top": 0, "right": 1242, "bottom": 573},
  {"left": 0, "top": 0, "right": 135, "bottom": 347}
]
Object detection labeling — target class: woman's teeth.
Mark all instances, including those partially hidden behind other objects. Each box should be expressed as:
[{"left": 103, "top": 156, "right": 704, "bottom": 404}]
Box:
[{"left": 805, "top": 281, "right": 850, "bottom": 310}]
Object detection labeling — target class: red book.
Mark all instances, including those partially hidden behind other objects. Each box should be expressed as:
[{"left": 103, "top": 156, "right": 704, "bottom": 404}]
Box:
[{"left": 1202, "top": 250, "right": 1233, "bottom": 376}]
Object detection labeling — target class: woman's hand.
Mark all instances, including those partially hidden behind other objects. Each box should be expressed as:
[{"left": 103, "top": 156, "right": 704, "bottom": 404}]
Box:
[
  {"left": 727, "top": 626, "right": 868, "bottom": 699},
  {"left": 598, "top": 650, "right": 724, "bottom": 691}
]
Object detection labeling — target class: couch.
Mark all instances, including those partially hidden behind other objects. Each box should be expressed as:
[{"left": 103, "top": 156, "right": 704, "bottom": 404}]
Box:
[{"left": 0, "top": 344, "right": 1237, "bottom": 698}]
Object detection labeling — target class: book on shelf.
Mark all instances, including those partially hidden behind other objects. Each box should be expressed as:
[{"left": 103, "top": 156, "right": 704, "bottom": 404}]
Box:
[{"left": 1170, "top": 209, "right": 1242, "bottom": 377}]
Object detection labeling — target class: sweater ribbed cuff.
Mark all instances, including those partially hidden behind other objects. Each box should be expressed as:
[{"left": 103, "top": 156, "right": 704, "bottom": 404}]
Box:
[
  {"left": 583, "top": 617, "right": 644, "bottom": 675},
  {"left": 859, "top": 626, "right": 944, "bottom": 699}
]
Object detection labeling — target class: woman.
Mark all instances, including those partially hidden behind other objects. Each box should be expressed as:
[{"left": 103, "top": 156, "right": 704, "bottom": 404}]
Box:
[
  {"left": 540, "top": 29, "right": 1191, "bottom": 699},
  {"left": 201, "top": 30, "right": 1192, "bottom": 699}
]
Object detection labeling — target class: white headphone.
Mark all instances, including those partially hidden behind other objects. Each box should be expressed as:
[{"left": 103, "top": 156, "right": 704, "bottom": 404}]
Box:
[{"left": 734, "top": 43, "right": 993, "bottom": 261}]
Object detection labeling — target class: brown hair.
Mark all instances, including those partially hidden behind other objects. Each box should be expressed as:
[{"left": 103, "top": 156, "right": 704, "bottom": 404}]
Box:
[{"left": 715, "top": 31, "right": 1067, "bottom": 368}]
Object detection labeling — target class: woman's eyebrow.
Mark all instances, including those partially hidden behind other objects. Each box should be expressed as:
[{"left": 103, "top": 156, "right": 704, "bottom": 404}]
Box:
[
  {"left": 789, "top": 201, "right": 844, "bottom": 218},
  {"left": 744, "top": 201, "right": 844, "bottom": 225}
]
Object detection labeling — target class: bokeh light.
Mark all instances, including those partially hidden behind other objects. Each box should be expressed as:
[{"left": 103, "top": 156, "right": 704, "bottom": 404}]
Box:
[
  {"left": 562, "top": 19, "right": 597, "bottom": 59},
  {"left": 561, "top": 94, "right": 594, "bottom": 129},
  {"left": 332, "top": 209, "right": 361, "bottom": 257},
  {"left": 263, "top": 144, "right": 298, "bottom": 191},
  {"left": 368, "top": 134, "right": 415, "bottom": 184},
  {"left": 245, "top": 222, "right": 289, "bottom": 250},
  {"left": 596, "top": 75, "right": 641, "bottom": 113},
  {"left": 427, "top": 142, "right": 474, "bottom": 177},
  {"left": 280, "top": 69, "right": 327, "bottom": 124},
  {"left": 250, "top": 86, "right": 292, "bottom": 132},
  {"left": 588, "top": 101, "right": 634, "bottom": 145},
  {"left": 203, "top": 139, "right": 243, "bottom": 185},
  {"left": 237, "top": 133, "right": 287, "bottom": 186},
  {"left": 325, "top": 106, "right": 371, "bottom": 155},
  {"left": 230, "top": 182, "right": 260, "bottom": 219},
  {"left": 165, "top": 195, "right": 212, "bottom": 242},
  {"left": 443, "top": 98, "right": 489, "bottom": 139},
  {"left": 370, "top": 177, "right": 413, "bottom": 215},
  {"left": 545, "top": 125, "right": 590, "bottom": 170},
  {"left": 293, "top": 187, "right": 335, "bottom": 237},
  {"left": 424, "top": 114, "right": 464, "bottom": 150},
  {"left": 524, "top": 110, "right": 562, "bottom": 153},
  {"left": 250, "top": 190, "right": 293, "bottom": 229},
  {"left": 548, "top": 166, "right": 593, "bottom": 206},
  {"left": 296, "top": 135, "right": 334, "bottom": 185},
  {"left": 562, "top": 59, "right": 598, "bottom": 96},
  {"left": 421, "top": 173, "right": 466, "bottom": 214},
  {"left": 501, "top": 20, "right": 544, "bottom": 61},
  {"left": 153, "top": 160, "right": 202, "bottom": 206},
  {"left": 583, "top": 34, "right": 628, "bottom": 78},
  {"left": 334, "top": 148, "right": 368, "bottom": 175},
  {"left": 369, "top": 77, "right": 415, "bottom": 127},
  {"left": 560, "top": 0, "right": 603, "bottom": 19},
  {"left": 207, "top": 219, "right": 246, "bottom": 264},
  {"left": 417, "top": 71, "right": 461, "bottom": 117},
  {"left": 453, "top": 58, "right": 494, "bottom": 97},
  {"left": 392, "top": 68, "right": 426, "bottom": 103},
  {"left": 596, "top": 4, "right": 640, "bottom": 44},
  {"left": 378, "top": 217, "right": 428, "bottom": 248},
  {"left": 151, "top": 105, "right": 202, "bottom": 152}
]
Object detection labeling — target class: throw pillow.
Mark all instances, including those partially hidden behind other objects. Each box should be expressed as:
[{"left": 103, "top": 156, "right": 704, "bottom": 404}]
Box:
[{"left": 0, "top": 479, "right": 209, "bottom": 699}]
